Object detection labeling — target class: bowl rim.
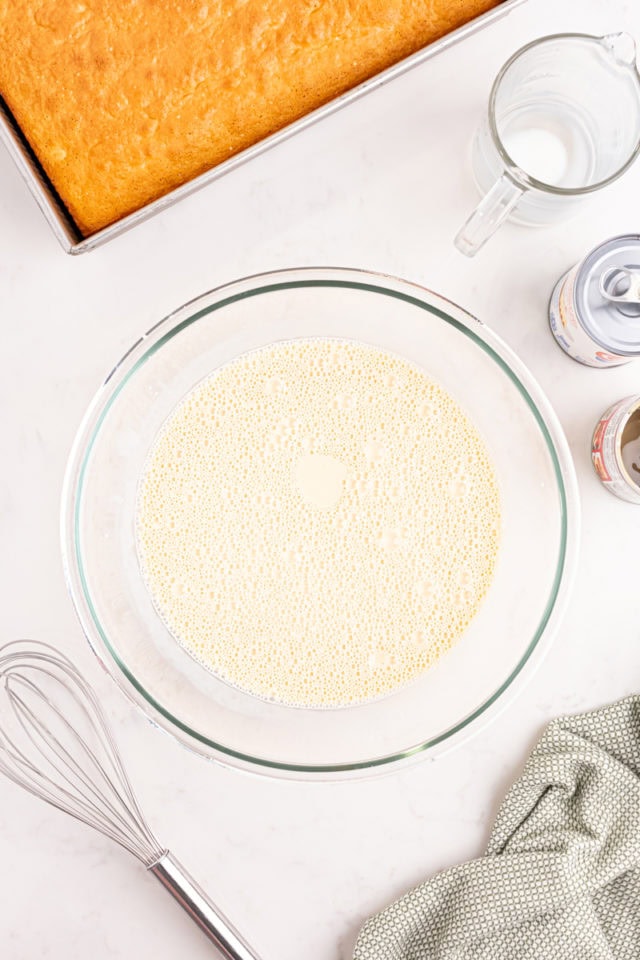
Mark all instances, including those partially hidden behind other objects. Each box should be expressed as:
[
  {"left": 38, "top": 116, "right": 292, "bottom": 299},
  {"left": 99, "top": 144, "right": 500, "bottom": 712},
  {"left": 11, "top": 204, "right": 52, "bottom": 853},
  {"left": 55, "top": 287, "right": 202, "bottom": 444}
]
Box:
[{"left": 60, "top": 266, "right": 580, "bottom": 779}]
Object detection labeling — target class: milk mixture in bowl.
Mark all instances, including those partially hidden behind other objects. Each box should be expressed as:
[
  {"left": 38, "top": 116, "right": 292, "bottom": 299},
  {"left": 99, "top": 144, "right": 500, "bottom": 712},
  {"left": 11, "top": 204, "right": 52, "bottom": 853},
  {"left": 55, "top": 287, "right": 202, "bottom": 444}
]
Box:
[{"left": 136, "top": 338, "right": 501, "bottom": 707}]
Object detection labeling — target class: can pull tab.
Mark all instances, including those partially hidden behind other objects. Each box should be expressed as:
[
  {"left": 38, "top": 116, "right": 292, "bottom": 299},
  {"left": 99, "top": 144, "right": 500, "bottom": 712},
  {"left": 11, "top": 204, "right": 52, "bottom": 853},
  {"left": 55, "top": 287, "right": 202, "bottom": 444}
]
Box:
[{"left": 599, "top": 266, "right": 640, "bottom": 305}]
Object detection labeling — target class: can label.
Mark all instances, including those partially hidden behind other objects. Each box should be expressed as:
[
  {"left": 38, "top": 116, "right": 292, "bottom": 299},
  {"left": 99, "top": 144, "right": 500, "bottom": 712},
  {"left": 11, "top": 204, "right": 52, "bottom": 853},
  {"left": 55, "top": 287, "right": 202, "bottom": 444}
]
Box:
[
  {"left": 591, "top": 395, "right": 640, "bottom": 504},
  {"left": 549, "top": 267, "right": 630, "bottom": 368}
]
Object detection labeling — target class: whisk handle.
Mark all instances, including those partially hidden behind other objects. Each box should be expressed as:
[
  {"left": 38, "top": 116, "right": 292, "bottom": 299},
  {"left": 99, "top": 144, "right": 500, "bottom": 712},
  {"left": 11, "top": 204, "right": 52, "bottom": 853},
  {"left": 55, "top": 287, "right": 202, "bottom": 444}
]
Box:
[{"left": 150, "top": 852, "right": 261, "bottom": 960}]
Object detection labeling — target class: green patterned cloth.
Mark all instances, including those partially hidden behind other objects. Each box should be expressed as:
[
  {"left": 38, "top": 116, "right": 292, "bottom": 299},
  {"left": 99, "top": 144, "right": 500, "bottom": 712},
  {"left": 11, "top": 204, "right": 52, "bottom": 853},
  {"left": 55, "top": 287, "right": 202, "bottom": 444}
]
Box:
[{"left": 354, "top": 697, "right": 640, "bottom": 960}]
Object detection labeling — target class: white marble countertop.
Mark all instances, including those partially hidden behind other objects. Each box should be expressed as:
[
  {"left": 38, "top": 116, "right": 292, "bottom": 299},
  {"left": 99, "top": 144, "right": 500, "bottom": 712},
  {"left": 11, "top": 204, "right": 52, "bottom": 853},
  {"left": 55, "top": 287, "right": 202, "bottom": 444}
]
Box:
[{"left": 2, "top": 0, "right": 640, "bottom": 956}]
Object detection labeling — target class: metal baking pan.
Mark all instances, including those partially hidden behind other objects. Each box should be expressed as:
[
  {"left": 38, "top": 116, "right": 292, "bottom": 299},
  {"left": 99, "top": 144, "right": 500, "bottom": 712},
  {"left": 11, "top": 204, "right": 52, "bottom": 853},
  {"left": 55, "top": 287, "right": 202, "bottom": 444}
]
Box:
[{"left": 0, "top": 0, "right": 526, "bottom": 254}]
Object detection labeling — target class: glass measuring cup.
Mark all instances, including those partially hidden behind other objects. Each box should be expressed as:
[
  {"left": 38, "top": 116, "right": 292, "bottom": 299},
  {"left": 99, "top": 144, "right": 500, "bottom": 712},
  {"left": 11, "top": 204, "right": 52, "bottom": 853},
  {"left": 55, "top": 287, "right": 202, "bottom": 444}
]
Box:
[{"left": 455, "top": 33, "right": 640, "bottom": 257}]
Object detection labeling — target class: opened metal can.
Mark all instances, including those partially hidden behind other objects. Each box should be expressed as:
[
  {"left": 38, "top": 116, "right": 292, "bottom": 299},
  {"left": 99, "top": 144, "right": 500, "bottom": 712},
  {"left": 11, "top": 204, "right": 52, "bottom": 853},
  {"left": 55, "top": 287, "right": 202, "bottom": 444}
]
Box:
[{"left": 591, "top": 395, "right": 640, "bottom": 503}]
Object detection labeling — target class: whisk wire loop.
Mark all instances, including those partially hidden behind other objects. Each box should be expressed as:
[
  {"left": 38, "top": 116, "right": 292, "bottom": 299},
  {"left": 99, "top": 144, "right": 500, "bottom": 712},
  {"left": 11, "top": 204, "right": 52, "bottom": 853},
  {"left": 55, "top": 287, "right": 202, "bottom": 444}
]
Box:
[
  {"left": 7, "top": 675, "right": 150, "bottom": 859},
  {"left": 0, "top": 641, "right": 162, "bottom": 865}
]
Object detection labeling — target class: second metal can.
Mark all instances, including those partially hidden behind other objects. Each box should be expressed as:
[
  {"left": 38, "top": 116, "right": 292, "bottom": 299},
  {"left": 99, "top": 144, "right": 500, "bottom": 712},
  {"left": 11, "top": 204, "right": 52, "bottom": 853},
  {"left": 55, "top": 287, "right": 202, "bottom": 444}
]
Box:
[{"left": 591, "top": 394, "right": 640, "bottom": 504}]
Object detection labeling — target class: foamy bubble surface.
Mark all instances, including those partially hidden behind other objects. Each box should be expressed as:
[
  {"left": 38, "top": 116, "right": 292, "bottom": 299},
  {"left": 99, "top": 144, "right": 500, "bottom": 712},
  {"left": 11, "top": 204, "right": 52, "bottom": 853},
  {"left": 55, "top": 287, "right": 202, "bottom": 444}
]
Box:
[{"left": 136, "top": 338, "right": 501, "bottom": 707}]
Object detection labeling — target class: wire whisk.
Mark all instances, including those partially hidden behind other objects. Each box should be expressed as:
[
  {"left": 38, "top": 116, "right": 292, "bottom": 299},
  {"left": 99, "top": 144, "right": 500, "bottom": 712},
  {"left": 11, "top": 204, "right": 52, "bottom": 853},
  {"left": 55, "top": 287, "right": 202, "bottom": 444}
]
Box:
[{"left": 0, "top": 640, "right": 260, "bottom": 960}]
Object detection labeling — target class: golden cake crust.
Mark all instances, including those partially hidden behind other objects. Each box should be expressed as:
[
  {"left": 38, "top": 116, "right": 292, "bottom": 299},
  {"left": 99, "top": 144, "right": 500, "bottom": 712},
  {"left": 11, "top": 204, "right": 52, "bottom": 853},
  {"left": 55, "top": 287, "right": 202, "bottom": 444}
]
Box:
[{"left": 0, "top": 0, "right": 500, "bottom": 236}]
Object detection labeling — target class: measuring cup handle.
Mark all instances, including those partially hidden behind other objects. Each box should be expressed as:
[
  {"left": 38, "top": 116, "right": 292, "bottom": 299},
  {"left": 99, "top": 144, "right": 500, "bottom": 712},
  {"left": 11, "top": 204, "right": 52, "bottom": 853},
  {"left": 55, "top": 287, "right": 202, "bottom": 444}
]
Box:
[{"left": 454, "top": 174, "right": 524, "bottom": 257}]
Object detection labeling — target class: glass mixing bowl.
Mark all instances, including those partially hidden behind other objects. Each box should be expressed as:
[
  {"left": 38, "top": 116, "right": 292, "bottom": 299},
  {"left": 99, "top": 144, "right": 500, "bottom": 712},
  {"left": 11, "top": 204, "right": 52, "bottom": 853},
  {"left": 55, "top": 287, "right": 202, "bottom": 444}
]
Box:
[{"left": 62, "top": 268, "right": 579, "bottom": 778}]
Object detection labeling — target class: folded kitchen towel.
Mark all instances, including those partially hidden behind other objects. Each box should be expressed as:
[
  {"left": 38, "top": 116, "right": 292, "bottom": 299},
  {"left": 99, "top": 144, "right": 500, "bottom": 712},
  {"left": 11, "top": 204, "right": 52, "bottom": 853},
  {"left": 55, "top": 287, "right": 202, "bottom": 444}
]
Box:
[{"left": 354, "top": 696, "right": 640, "bottom": 960}]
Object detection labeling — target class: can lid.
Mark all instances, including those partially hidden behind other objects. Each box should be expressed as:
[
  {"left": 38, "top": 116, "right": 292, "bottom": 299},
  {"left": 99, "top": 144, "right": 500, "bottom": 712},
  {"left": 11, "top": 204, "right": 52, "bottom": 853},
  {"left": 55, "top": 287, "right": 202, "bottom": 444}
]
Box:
[{"left": 577, "top": 235, "right": 640, "bottom": 356}]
